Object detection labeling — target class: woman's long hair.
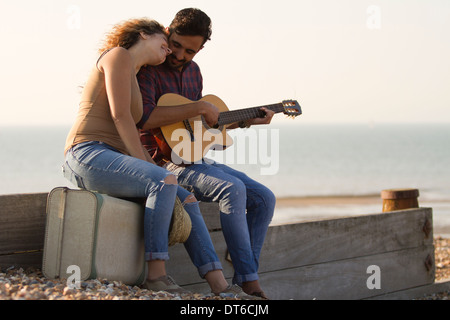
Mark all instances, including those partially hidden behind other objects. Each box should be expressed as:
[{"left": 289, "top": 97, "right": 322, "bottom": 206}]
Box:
[{"left": 98, "top": 18, "right": 166, "bottom": 53}]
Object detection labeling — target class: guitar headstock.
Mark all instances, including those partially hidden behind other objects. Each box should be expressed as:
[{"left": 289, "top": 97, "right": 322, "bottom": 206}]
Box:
[{"left": 282, "top": 100, "right": 302, "bottom": 118}]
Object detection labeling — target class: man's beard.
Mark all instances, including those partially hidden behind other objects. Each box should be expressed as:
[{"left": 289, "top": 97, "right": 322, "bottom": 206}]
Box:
[{"left": 167, "top": 54, "right": 187, "bottom": 69}]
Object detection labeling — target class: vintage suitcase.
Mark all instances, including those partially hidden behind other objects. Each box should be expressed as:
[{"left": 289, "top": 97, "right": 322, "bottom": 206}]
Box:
[{"left": 42, "top": 187, "right": 147, "bottom": 285}]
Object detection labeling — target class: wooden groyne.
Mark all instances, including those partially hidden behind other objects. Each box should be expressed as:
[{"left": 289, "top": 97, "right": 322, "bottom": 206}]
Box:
[{"left": 1, "top": 191, "right": 449, "bottom": 299}]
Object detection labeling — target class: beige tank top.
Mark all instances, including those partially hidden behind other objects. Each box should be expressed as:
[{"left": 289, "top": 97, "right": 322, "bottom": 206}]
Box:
[{"left": 64, "top": 51, "right": 143, "bottom": 155}]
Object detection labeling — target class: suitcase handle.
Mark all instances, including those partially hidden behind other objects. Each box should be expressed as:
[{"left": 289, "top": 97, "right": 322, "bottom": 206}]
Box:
[{"left": 55, "top": 187, "right": 68, "bottom": 277}]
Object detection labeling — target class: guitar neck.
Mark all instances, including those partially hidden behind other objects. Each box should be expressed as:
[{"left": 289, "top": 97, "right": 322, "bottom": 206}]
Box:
[{"left": 218, "top": 103, "right": 285, "bottom": 126}]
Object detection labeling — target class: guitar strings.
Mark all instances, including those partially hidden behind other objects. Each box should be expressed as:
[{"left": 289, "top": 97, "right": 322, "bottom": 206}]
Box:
[{"left": 218, "top": 103, "right": 285, "bottom": 126}]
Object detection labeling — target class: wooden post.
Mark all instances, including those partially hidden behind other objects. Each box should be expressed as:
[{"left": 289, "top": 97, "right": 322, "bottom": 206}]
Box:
[{"left": 381, "top": 188, "right": 419, "bottom": 212}]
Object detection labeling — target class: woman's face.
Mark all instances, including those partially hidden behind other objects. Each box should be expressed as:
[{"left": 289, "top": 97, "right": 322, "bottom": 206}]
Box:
[{"left": 143, "top": 33, "right": 172, "bottom": 66}]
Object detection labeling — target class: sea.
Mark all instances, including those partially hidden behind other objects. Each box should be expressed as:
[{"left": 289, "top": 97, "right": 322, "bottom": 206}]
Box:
[{"left": 1, "top": 123, "right": 450, "bottom": 235}]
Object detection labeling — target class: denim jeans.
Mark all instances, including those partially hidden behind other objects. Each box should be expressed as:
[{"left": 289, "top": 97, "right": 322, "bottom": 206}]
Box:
[
  {"left": 63, "top": 141, "right": 222, "bottom": 278},
  {"left": 165, "top": 159, "right": 276, "bottom": 285}
]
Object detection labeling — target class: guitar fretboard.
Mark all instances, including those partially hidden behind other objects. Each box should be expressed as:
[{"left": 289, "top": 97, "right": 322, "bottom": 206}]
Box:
[{"left": 217, "top": 103, "right": 285, "bottom": 126}]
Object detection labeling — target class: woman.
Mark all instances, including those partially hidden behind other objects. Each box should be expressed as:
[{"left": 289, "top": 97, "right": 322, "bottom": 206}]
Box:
[{"left": 63, "top": 18, "right": 249, "bottom": 297}]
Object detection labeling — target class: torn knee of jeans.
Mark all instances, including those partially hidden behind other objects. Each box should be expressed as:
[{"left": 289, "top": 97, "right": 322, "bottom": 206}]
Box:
[
  {"left": 156, "top": 174, "right": 178, "bottom": 191},
  {"left": 182, "top": 194, "right": 198, "bottom": 206},
  {"left": 163, "top": 174, "right": 177, "bottom": 185}
]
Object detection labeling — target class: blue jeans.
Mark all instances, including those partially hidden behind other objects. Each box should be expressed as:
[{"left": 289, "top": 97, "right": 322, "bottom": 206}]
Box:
[
  {"left": 63, "top": 141, "right": 222, "bottom": 278},
  {"left": 165, "top": 160, "right": 275, "bottom": 285}
]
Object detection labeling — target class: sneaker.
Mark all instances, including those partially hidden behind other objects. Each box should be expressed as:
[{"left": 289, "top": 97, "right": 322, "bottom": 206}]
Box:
[
  {"left": 215, "top": 284, "right": 264, "bottom": 300},
  {"left": 142, "top": 275, "right": 190, "bottom": 295}
]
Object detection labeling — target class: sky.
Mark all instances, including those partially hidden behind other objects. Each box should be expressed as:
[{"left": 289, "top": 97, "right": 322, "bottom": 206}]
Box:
[{"left": 0, "top": 0, "right": 449, "bottom": 126}]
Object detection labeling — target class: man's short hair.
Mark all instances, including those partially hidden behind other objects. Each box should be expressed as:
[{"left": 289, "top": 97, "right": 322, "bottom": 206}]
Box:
[{"left": 169, "top": 8, "right": 212, "bottom": 45}]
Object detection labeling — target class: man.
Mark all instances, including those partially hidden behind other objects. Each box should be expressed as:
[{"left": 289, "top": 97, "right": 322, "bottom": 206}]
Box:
[{"left": 137, "top": 8, "right": 275, "bottom": 298}]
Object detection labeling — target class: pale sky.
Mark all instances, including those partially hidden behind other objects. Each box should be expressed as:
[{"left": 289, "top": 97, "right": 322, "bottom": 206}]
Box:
[{"left": 1, "top": 0, "right": 449, "bottom": 126}]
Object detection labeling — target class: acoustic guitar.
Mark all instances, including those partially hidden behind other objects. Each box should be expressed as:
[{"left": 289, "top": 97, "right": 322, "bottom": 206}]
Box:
[{"left": 155, "top": 93, "right": 302, "bottom": 164}]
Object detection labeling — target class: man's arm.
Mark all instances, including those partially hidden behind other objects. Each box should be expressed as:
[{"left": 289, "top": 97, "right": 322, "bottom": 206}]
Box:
[
  {"left": 137, "top": 66, "right": 219, "bottom": 130},
  {"left": 142, "top": 102, "right": 219, "bottom": 130}
]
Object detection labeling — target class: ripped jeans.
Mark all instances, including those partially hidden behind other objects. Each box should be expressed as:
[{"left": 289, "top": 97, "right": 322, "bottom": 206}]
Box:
[
  {"left": 63, "top": 141, "right": 222, "bottom": 278},
  {"left": 165, "top": 160, "right": 276, "bottom": 285}
]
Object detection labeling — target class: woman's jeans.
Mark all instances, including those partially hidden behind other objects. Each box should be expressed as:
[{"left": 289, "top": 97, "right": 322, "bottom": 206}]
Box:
[
  {"left": 165, "top": 160, "right": 276, "bottom": 286},
  {"left": 63, "top": 141, "right": 222, "bottom": 278}
]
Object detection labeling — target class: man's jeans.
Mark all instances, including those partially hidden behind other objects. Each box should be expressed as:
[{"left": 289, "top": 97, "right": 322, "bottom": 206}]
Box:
[
  {"left": 165, "top": 160, "right": 275, "bottom": 285},
  {"left": 63, "top": 141, "right": 223, "bottom": 278}
]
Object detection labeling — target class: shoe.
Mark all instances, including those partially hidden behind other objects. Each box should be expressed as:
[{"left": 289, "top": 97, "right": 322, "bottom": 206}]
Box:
[
  {"left": 142, "top": 275, "right": 190, "bottom": 295},
  {"left": 215, "top": 284, "right": 264, "bottom": 300},
  {"left": 248, "top": 291, "right": 269, "bottom": 300}
]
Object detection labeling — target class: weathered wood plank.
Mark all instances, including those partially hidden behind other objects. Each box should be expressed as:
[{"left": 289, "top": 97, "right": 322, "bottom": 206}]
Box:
[
  {"left": 0, "top": 251, "right": 43, "bottom": 270},
  {"left": 366, "top": 279, "right": 450, "bottom": 300},
  {"left": 258, "top": 208, "right": 433, "bottom": 273},
  {"left": 0, "top": 193, "right": 48, "bottom": 254},
  {"left": 198, "top": 202, "right": 222, "bottom": 231},
  {"left": 183, "top": 245, "right": 435, "bottom": 300},
  {"left": 258, "top": 245, "right": 434, "bottom": 300},
  {"left": 167, "top": 208, "right": 433, "bottom": 285}
]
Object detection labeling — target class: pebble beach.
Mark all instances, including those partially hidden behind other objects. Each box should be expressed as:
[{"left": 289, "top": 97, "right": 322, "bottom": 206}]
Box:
[
  {"left": 1, "top": 193, "right": 449, "bottom": 301},
  {"left": 1, "top": 236, "right": 449, "bottom": 301},
  {"left": 0, "top": 268, "right": 233, "bottom": 301}
]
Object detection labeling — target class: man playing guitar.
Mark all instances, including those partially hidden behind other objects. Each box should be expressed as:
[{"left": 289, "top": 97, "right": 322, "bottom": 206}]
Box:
[{"left": 138, "top": 8, "right": 276, "bottom": 299}]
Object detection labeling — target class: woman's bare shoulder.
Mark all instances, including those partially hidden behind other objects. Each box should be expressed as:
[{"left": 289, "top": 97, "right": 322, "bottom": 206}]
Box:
[{"left": 97, "top": 47, "right": 131, "bottom": 73}]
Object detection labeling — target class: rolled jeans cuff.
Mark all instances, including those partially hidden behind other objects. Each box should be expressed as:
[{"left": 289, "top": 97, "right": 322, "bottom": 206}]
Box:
[
  {"left": 198, "top": 261, "right": 223, "bottom": 279},
  {"left": 145, "top": 252, "right": 169, "bottom": 261},
  {"left": 233, "top": 273, "right": 259, "bottom": 286}
]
